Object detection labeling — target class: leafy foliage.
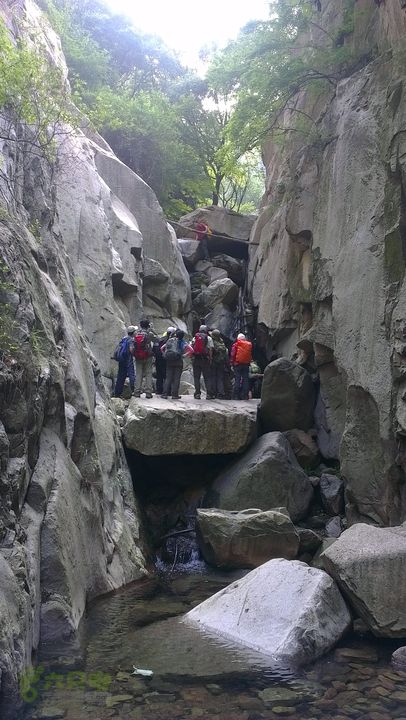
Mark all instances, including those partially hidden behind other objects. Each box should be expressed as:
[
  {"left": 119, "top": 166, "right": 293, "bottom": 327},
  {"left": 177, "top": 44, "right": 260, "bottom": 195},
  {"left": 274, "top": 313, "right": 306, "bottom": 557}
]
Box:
[
  {"left": 39, "top": 0, "right": 264, "bottom": 215},
  {"left": 208, "top": 0, "right": 366, "bottom": 154},
  {"left": 0, "top": 14, "right": 79, "bottom": 205},
  {"left": 0, "top": 260, "right": 18, "bottom": 361}
]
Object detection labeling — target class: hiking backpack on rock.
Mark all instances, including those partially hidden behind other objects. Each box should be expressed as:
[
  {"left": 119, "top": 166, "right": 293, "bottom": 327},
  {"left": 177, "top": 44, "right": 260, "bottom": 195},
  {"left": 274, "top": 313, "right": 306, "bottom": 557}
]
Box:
[
  {"left": 193, "top": 332, "right": 208, "bottom": 357},
  {"left": 132, "top": 331, "right": 151, "bottom": 360}
]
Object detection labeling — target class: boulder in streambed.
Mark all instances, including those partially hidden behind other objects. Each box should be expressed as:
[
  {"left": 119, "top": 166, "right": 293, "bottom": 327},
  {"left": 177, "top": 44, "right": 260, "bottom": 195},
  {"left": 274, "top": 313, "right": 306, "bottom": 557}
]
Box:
[
  {"left": 321, "top": 523, "right": 406, "bottom": 637},
  {"left": 259, "top": 358, "right": 315, "bottom": 432},
  {"left": 185, "top": 559, "right": 351, "bottom": 666},
  {"left": 122, "top": 396, "right": 258, "bottom": 455},
  {"left": 204, "top": 432, "right": 314, "bottom": 522},
  {"left": 196, "top": 507, "right": 299, "bottom": 569}
]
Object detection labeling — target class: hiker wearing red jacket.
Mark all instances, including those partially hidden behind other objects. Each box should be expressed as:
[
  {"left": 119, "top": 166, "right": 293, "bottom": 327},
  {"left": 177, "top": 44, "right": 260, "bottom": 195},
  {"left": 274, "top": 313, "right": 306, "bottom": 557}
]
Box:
[{"left": 231, "top": 333, "right": 253, "bottom": 401}]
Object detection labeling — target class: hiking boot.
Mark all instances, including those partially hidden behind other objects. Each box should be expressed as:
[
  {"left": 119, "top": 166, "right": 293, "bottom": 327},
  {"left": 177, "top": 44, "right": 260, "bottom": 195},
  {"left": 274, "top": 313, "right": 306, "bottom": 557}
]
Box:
[
  {"left": 207, "top": 395, "right": 216, "bottom": 399},
  {"left": 161, "top": 395, "right": 168, "bottom": 399},
  {"left": 172, "top": 396, "right": 181, "bottom": 399},
  {"left": 145, "top": 393, "right": 153, "bottom": 399},
  {"left": 194, "top": 393, "right": 201, "bottom": 399},
  {"left": 133, "top": 392, "right": 141, "bottom": 398}
]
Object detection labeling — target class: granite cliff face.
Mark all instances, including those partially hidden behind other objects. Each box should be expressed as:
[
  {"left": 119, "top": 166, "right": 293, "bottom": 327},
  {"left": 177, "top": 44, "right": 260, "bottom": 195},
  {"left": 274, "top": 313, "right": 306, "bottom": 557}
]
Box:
[
  {"left": 249, "top": 0, "right": 406, "bottom": 526},
  {"left": 0, "top": 0, "right": 190, "bottom": 705}
]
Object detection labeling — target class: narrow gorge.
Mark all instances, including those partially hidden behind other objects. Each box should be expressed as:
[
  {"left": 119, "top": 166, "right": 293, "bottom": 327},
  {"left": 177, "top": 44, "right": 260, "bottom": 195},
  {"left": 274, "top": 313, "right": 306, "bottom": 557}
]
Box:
[{"left": 1, "top": 1, "right": 406, "bottom": 719}]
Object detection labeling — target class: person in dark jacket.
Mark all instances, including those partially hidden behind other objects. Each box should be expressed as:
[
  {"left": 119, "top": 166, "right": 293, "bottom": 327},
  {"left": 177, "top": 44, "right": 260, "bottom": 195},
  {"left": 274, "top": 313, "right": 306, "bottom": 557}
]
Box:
[
  {"left": 161, "top": 329, "right": 193, "bottom": 399},
  {"left": 113, "top": 325, "right": 137, "bottom": 397},
  {"left": 153, "top": 326, "right": 176, "bottom": 394},
  {"left": 209, "top": 329, "right": 228, "bottom": 398}
]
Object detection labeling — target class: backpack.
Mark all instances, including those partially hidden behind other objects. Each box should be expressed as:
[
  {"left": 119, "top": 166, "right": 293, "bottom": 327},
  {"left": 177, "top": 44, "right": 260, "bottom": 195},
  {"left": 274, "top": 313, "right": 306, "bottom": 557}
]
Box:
[
  {"left": 132, "top": 331, "right": 151, "bottom": 360},
  {"left": 113, "top": 336, "right": 131, "bottom": 362},
  {"left": 163, "top": 336, "right": 183, "bottom": 361},
  {"left": 212, "top": 339, "right": 228, "bottom": 365},
  {"left": 235, "top": 339, "right": 253, "bottom": 365},
  {"left": 193, "top": 332, "right": 208, "bottom": 357}
]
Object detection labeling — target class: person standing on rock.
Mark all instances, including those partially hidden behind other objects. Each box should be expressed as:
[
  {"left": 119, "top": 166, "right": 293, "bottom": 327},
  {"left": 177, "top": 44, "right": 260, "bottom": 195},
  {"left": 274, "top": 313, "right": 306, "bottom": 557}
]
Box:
[
  {"left": 161, "top": 329, "right": 193, "bottom": 399},
  {"left": 193, "top": 221, "right": 211, "bottom": 261},
  {"left": 191, "top": 324, "right": 213, "bottom": 399},
  {"left": 133, "top": 319, "right": 158, "bottom": 399},
  {"left": 113, "top": 325, "right": 137, "bottom": 397},
  {"left": 231, "top": 333, "right": 253, "bottom": 400},
  {"left": 210, "top": 329, "right": 228, "bottom": 399},
  {"left": 153, "top": 326, "right": 176, "bottom": 395}
]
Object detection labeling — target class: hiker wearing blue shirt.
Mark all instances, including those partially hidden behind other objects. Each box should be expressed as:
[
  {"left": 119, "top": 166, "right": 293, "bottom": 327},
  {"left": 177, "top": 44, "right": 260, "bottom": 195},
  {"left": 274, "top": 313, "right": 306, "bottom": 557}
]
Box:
[{"left": 113, "top": 325, "right": 137, "bottom": 397}]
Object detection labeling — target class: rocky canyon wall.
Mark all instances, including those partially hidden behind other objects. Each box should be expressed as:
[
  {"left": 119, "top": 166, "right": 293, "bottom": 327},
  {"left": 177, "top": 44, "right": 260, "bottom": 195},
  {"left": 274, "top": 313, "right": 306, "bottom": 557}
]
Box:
[
  {"left": 249, "top": 0, "right": 406, "bottom": 526},
  {"left": 0, "top": 0, "right": 191, "bottom": 706}
]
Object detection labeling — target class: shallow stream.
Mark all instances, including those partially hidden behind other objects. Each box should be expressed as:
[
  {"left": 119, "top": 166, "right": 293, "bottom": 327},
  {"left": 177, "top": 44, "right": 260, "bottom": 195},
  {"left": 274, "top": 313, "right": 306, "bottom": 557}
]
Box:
[{"left": 14, "top": 565, "right": 406, "bottom": 720}]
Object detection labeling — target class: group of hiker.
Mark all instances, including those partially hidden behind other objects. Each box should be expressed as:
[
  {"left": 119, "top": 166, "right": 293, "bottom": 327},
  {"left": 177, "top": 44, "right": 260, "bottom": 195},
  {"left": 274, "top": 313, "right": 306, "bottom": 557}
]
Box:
[{"left": 113, "top": 320, "right": 263, "bottom": 401}]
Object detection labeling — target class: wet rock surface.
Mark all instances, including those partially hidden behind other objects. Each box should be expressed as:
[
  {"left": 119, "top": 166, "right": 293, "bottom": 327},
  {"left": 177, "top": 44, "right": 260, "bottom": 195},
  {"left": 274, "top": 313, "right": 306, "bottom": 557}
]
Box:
[{"left": 12, "top": 571, "right": 406, "bottom": 720}]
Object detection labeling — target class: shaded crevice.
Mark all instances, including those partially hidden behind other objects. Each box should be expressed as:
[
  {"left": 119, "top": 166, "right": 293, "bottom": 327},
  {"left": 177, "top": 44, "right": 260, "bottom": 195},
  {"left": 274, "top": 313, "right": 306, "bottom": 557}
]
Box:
[{"left": 125, "top": 449, "right": 237, "bottom": 562}]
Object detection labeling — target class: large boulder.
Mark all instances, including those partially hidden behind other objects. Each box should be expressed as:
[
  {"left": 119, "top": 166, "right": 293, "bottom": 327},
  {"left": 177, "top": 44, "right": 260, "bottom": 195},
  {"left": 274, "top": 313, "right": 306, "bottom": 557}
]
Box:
[
  {"left": 205, "top": 304, "right": 236, "bottom": 341},
  {"left": 185, "top": 558, "right": 351, "bottom": 666},
  {"left": 205, "top": 432, "right": 314, "bottom": 522},
  {"left": 196, "top": 507, "right": 299, "bottom": 569},
  {"left": 211, "top": 254, "right": 245, "bottom": 286},
  {"left": 259, "top": 358, "right": 316, "bottom": 432},
  {"left": 122, "top": 396, "right": 258, "bottom": 455},
  {"left": 321, "top": 523, "right": 406, "bottom": 637},
  {"left": 179, "top": 207, "right": 256, "bottom": 242},
  {"left": 193, "top": 278, "right": 239, "bottom": 314},
  {"left": 178, "top": 238, "right": 203, "bottom": 269}
]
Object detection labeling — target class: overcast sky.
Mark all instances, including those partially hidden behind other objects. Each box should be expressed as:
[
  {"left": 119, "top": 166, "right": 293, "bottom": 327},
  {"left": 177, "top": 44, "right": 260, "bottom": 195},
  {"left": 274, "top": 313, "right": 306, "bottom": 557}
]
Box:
[{"left": 103, "top": 0, "right": 271, "bottom": 69}]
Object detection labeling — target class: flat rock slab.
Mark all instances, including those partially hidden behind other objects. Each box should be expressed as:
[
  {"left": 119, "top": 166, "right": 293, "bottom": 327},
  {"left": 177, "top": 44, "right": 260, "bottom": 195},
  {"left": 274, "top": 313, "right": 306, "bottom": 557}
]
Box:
[
  {"left": 185, "top": 559, "right": 351, "bottom": 666},
  {"left": 122, "top": 396, "right": 259, "bottom": 455}
]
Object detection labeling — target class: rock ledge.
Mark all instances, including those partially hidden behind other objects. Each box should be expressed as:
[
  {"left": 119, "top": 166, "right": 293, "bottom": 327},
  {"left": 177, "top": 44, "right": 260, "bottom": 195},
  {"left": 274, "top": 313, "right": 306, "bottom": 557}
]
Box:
[{"left": 122, "top": 397, "right": 258, "bottom": 455}]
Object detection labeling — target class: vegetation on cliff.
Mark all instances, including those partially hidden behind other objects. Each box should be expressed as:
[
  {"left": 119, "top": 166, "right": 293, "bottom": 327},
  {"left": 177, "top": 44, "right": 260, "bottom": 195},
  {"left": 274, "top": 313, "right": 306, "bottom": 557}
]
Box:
[{"left": 36, "top": 0, "right": 264, "bottom": 217}]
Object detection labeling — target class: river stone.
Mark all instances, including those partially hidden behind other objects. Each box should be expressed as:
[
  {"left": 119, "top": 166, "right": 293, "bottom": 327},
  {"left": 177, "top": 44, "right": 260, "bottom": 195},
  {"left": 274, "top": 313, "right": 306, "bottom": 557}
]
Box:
[
  {"left": 196, "top": 507, "right": 299, "bottom": 569},
  {"left": 319, "top": 473, "right": 344, "bottom": 515},
  {"left": 122, "top": 396, "right": 258, "bottom": 455},
  {"left": 259, "top": 359, "right": 316, "bottom": 432},
  {"left": 321, "top": 523, "right": 406, "bottom": 637},
  {"left": 392, "top": 647, "right": 406, "bottom": 671},
  {"left": 205, "top": 432, "right": 313, "bottom": 522},
  {"left": 325, "top": 516, "right": 343, "bottom": 538},
  {"left": 185, "top": 559, "right": 351, "bottom": 666},
  {"left": 284, "top": 429, "right": 319, "bottom": 469},
  {"left": 297, "top": 528, "right": 323, "bottom": 555}
]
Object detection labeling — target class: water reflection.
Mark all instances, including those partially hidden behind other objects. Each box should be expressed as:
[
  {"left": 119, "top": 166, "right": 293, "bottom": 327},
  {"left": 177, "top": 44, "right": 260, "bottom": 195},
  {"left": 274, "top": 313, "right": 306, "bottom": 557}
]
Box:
[{"left": 12, "top": 569, "right": 406, "bottom": 720}]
